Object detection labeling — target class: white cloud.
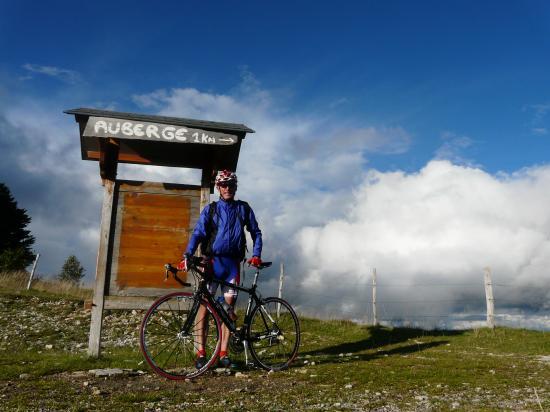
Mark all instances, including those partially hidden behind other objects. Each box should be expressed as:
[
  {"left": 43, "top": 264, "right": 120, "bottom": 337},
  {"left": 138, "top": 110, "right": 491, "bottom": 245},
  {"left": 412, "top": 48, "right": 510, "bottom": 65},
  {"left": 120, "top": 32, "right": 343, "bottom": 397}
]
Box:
[
  {"left": 532, "top": 127, "right": 548, "bottom": 136},
  {"left": 22, "top": 64, "right": 81, "bottom": 84},
  {"left": 290, "top": 160, "right": 550, "bottom": 329},
  {"left": 3, "top": 76, "right": 549, "bottom": 330},
  {"left": 434, "top": 131, "right": 476, "bottom": 165},
  {"left": 128, "top": 83, "right": 550, "bottom": 329}
]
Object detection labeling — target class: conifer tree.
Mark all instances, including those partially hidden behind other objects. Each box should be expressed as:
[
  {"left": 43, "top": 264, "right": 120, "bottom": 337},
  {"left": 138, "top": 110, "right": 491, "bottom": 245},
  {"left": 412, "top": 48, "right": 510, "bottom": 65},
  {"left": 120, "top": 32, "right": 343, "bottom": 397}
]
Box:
[
  {"left": 58, "top": 255, "right": 85, "bottom": 283},
  {"left": 0, "top": 183, "right": 35, "bottom": 271}
]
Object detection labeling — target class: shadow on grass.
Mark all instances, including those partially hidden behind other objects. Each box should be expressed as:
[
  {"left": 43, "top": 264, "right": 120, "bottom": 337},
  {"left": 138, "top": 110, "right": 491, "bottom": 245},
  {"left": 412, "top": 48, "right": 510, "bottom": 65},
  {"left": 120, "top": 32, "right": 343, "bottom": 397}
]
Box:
[{"left": 297, "top": 326, "right": 464, "bottom": 366}]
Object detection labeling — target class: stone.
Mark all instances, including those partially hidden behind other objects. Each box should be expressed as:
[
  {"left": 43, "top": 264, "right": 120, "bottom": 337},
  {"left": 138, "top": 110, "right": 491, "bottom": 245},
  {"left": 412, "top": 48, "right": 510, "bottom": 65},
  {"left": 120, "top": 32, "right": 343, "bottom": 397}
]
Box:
[
  {"left": 19, "top": 373, "right": 31, "bottom": 379},
  {"left": 89, "top": 368, "right": 124, "bottom": 377}
]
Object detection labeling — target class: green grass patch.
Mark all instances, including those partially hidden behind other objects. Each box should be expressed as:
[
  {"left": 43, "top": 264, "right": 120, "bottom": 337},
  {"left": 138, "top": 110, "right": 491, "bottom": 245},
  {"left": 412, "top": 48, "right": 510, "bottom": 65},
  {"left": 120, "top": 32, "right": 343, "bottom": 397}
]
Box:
[{"left": 0, "top": 288, "right": 548, "bottom": 410}]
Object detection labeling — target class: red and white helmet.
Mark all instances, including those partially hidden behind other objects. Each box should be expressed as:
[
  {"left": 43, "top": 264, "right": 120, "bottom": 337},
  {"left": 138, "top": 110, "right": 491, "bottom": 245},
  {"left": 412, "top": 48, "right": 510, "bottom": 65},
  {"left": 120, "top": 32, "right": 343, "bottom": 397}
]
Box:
[{"left": 215, "top": 170, "right": 238, "bottom": 186}]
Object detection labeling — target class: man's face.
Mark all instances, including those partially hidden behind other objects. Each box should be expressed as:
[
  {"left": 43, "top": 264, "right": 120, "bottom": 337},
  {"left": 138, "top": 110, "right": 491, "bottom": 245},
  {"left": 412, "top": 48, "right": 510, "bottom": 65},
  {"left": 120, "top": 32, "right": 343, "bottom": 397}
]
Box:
[{"left": 217, "top": 182, "right": 237, "bottom": 200}]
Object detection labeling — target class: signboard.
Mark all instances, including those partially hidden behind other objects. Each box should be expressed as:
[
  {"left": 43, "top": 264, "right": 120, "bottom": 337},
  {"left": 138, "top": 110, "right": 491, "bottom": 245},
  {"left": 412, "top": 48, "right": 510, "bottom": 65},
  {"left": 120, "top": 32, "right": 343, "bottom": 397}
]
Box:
[
  {"left": 107, "top": 180, "right": 201, "bottom": 298},
  {"left": 83, "top": 116, "right": 238, "bottom": 145}
]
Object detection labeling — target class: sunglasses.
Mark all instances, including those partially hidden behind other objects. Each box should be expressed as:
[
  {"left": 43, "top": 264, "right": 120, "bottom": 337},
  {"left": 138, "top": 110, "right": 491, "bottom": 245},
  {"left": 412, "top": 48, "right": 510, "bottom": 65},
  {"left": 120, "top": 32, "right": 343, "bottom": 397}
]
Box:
[{"left": 218, "top": 183, "right": 236, "bottom": 189}]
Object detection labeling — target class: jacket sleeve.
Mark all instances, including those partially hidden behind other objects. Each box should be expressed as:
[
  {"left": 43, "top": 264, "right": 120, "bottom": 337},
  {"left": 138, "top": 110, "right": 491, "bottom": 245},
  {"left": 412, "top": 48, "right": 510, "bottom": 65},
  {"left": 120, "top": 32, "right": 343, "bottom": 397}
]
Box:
[
  {"left": 246, "top": 206, "right": 263, "bottom": 258},
  {"left": 184, "top": 204, "right": 210, "bottom": 256}
]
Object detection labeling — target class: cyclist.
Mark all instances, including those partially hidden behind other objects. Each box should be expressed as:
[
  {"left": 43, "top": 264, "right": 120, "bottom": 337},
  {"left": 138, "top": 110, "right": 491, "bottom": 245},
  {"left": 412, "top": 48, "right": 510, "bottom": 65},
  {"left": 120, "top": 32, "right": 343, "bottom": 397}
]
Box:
[{"left": 178, "top": 170, "right": 262, "bottom": 369}]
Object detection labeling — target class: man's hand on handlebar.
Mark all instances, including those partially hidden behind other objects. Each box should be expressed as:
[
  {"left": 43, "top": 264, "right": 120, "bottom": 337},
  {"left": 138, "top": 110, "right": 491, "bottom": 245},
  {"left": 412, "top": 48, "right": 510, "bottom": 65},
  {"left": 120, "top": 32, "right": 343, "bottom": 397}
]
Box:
[
  {"left": 247, "top": 256, "right": 262, "bottom": 267},
  {"left": 177, "top": 254, "right": 190, "bottom": 272}
]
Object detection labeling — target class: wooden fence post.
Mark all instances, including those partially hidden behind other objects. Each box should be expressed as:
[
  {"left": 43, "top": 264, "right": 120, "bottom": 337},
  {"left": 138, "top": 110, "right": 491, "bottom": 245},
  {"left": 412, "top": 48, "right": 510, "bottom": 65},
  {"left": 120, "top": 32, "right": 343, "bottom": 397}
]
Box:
[
  {"left": 26, "top": 253, "right": 40, "bottom": 290},
  {"left": 484, "top": 267, "right": 495, "bottom": 329},
  {"left": 372, "top": 268, "right": 378, "bottom": 326},
  {"left": 277, "top": 262, "right": 285, "bottom": 318}
]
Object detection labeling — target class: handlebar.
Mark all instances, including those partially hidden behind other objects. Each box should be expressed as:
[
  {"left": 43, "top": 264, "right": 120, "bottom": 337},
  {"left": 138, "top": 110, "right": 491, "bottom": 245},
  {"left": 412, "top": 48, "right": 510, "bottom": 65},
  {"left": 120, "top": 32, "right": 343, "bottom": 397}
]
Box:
[{"left": 164, "top": 257, "right": 273, "bottom": 286}]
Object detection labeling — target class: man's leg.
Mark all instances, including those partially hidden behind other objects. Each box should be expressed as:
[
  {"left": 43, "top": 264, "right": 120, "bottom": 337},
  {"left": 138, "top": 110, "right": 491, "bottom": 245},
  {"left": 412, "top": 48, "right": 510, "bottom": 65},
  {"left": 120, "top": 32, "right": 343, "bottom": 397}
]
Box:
[
  {"left": 219, "top": 293, "right": 236, "bottom": 355},
  {"left": 194, "top": 303, "right": 207, "bottom": 354},
  {"left": 218, "top": 258, "right": 240, "bottom": 366}
]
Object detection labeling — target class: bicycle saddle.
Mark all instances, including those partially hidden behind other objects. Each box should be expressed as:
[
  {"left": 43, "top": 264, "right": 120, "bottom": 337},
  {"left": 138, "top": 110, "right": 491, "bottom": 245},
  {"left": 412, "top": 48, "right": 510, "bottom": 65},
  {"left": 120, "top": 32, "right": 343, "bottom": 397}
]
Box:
[{"left": 258, "top": 262, "right": 272, "bottom": 269}]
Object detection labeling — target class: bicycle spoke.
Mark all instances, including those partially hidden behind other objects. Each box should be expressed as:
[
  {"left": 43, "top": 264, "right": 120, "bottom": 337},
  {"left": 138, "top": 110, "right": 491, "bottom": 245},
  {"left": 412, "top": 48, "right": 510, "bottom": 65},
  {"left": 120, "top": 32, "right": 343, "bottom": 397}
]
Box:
[{"left": 140, "top": 293, "right": 221, "bottom": 379}]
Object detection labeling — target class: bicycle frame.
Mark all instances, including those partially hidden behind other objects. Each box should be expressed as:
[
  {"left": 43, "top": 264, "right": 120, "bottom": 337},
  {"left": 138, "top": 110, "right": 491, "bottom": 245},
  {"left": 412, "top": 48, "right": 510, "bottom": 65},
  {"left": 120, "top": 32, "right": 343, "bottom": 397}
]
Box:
[{"left": 184, "top": 265, "right": 266, "bottom": 339}]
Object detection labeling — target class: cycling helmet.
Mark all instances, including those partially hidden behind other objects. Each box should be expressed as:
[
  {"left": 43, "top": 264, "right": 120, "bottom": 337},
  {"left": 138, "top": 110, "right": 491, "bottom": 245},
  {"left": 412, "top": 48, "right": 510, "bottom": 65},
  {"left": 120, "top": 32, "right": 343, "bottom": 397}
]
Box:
[{"left": 215, "top": 170, "right": 238, "bottom": 186}]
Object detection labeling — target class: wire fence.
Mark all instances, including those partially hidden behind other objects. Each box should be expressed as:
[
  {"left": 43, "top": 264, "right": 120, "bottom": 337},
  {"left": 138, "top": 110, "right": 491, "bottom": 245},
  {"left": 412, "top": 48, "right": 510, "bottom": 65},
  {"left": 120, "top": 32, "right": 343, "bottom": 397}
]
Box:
[{"left": 260, "top": 268, "right": 550, "bottom": 331}]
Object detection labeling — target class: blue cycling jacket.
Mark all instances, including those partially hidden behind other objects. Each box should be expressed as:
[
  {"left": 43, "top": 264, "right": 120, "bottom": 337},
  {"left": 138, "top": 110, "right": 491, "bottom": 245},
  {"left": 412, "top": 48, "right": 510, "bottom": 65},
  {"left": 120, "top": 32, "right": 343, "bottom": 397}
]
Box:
[{"left": 185, "top": 198, "right": 262, "bottom": 259}]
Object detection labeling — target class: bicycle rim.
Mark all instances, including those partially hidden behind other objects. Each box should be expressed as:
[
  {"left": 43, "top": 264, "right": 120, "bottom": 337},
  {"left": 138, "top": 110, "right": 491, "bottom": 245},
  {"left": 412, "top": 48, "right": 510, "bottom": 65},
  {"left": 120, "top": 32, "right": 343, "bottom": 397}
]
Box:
[
  {"left": 140, "top": 292, "right": 221, "bottom": 379},
  {"left": 248, "top": 297, "right": 300, "bottom": 371}
]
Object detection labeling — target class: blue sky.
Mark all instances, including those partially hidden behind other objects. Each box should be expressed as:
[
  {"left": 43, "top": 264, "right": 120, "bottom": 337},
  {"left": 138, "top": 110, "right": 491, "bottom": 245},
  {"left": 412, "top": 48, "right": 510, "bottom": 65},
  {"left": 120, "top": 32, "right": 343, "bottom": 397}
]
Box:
[
  {"left": 2, "top": 0, "right": 550, "bottom": 173},
  {"left": 1, "top": 1, "right": 549, "bottom": 327}
]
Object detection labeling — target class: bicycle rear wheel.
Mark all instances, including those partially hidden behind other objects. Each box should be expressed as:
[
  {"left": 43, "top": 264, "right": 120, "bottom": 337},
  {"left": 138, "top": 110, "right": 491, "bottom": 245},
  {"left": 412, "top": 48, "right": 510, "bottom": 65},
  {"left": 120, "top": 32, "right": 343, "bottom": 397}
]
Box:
[
  {"left": 140, "top": 292, "right": 220, "bottom": 379},
  {"left": 248, "top": 297, "right": 300, "bottom": 371}
]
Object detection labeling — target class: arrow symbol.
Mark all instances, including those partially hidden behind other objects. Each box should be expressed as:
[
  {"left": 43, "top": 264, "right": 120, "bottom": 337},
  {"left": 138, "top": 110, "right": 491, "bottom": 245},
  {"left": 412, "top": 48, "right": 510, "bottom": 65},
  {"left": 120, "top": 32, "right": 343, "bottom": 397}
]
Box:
[{"left": 218, "top": 137, "right": 235, "bottom": 143}]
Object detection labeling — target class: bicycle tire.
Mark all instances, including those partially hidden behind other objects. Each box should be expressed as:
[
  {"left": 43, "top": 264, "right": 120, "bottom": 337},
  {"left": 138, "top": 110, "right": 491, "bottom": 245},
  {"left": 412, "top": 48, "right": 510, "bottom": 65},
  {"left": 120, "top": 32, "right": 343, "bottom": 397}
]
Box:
[
  {"left": 140, "top": 292, "right": 221, "bottom": 379},
  {"left": 247, "top": 297, "right": 300, "bottom": 371}
]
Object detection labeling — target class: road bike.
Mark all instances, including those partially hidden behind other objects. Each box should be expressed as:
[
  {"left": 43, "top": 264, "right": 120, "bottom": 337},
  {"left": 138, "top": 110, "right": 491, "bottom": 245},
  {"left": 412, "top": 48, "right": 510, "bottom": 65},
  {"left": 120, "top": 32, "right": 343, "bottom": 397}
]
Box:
[{"left": 139, "top": 256, "right": 300, "bottom": 379}]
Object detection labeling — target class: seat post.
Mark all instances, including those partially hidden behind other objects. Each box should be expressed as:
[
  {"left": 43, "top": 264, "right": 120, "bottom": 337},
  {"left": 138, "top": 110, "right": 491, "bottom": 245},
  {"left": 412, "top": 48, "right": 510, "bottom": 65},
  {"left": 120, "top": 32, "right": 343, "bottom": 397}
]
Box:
[{"left": 252, "top": 268, "right": 260, "bottom": 287}]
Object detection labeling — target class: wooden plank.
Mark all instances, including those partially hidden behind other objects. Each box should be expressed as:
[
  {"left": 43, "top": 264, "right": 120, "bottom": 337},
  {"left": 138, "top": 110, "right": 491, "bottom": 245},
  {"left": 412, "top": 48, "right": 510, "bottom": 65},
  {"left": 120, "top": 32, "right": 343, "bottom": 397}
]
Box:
[
  {"left": 104, "top": 295, "right": 194, "bottom": 310},
  {"left": 88, "top": 179, "right": 115, "bottom": 357},
  {"left": 115, "top": 190, "right": 191, "bottom": 290},
  {"left": 104, "top": 296, "right": 158, "bottom": 310},
  {"left": 87, "top": 150, "right": 152, "bottom": 164},
  {"left": 84, "top": 116, "right": 239, "bottom": 146}
]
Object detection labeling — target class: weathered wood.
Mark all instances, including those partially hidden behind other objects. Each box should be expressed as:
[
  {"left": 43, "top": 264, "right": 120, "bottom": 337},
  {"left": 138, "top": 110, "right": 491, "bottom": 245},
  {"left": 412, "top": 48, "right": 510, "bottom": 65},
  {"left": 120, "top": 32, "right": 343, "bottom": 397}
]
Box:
[
  {"left": 114, "top": 191, "right": 191, "bottom": 290},
  {"left": 484, "top": 267, "right": 495, "bottom": 329},
  {"left": 104, "top": 295, "right": 193, "bottom": 310},
  {"left": 84, "top": 116, "right": 239, "bottom": 146},
  {"left": 107, "top": 181, "right": 201, "bottom": 296},
  {"left": 88, "top": 179, "right": 116, "bottom": 357},
  {"left": 26, "top": 253, "right": 40, "bottom": 290},
  {"left": 87, "top": 150, "right": 152, "bottom": 164},
  {"left": 104, "top": 296, "right": 158, "bottom": 310},
  {"left": 372, "top": 268, "right": 378, "bottom": 326},
  {"left": 200, "top": 168, "right": 213, "bottom": 212},
  {"left": 99, "top": 138, "right": 119, "bottom": 180}
]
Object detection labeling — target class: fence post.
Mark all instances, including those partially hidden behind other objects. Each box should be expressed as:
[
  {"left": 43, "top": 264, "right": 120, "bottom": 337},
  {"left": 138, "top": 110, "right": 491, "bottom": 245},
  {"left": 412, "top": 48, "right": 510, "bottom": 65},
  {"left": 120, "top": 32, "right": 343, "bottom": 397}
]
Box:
[
  {"left": 372, "top": 268, "right": 378, "bottom": 326},
  {"left": 26, "top": 253, "right": 40, "bottom": 290},
  {"left": 484, "top": 267, "right": 495, "bottom": 329},
  {"left": 277, "top": 262, "right": 285, "bottom": 318}
]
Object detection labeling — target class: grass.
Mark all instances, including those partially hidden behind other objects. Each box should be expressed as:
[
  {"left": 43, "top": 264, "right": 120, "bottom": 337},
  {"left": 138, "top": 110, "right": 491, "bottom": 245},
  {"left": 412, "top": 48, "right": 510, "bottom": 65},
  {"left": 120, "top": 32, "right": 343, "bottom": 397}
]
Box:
[
  {"left": 0, "top": 273, "right": 548, "bottom": 411},
  {"left": 0, "top": 270, "right": 92, "bottom": 300}
]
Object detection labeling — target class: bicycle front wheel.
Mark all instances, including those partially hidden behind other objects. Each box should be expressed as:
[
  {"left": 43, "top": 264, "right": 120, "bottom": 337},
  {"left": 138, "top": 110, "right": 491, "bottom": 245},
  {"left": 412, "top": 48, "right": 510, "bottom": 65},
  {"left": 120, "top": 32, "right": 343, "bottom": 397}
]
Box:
[
  {"left": 140, "top": 292, "right": 221, "bottom": 380},
  {"left": 248, "top": 297, "right": 300, "bottom": 371}
]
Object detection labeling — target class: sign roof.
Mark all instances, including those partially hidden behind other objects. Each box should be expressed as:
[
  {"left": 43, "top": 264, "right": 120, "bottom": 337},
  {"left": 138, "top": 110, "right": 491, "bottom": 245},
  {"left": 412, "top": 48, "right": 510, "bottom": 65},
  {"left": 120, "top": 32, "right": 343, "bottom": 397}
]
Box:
[{"left": 65, "top": 108, "right": 253, "bottom": 171}]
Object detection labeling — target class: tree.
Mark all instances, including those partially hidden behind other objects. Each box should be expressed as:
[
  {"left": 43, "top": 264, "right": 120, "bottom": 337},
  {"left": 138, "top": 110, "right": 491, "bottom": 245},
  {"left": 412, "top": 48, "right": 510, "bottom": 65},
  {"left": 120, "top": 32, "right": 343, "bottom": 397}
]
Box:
[
  {"left": 0, "top": 183, "right": 35, "bottom": 271},
  {"left": 58, "top": 255, "right": 85, "bottom": 283}
]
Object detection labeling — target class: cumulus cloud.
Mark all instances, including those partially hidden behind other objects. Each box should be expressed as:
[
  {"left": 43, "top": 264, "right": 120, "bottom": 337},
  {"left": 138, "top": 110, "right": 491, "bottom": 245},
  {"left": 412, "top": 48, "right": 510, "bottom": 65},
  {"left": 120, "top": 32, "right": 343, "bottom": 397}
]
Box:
[
  {"left": 128, "top": 80, "right": 549, "bottom": 329},
  {"left": 2, "top": 74, "right": 549, "bottom": 329},
  {"left": 0, "top": 102, "right": 102, "bottom": 275},
  {"left": 434, "top": 131, "right": 476, "bottom": 166},
  {"left": 289, "top": 161, "right": 550, "bottom": 328},
  {"left": 22, "top": 64, "right": 81, "bottom": 84}
]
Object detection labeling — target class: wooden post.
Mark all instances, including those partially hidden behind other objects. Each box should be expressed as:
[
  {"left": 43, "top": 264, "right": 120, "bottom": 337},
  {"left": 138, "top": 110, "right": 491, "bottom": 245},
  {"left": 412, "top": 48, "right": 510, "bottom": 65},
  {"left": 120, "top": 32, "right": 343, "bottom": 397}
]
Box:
[
  {"left": 88, "top": 138, "right": 118, "bottom": 357},
  {"left": 200, "top": 168, "right": 213, "bottom": 212},
  {"left": 26, "top": 253, "right": 40, "bottom": 290},
  {"left": 484, "top": 267, "right": 495, "bottom": 329},
  {"left": 277, "top": 262, "right": 285, "bottom": 318},
  {"left": 372, "top": 268, "right": 378, "bottom": 326}
]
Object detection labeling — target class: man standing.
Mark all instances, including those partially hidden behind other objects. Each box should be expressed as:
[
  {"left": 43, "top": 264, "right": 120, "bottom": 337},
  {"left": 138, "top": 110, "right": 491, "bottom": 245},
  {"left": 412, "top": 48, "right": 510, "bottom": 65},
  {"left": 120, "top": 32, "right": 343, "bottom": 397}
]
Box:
[{"left": 179, "top": 170, "right": 262, "bottom": 368}]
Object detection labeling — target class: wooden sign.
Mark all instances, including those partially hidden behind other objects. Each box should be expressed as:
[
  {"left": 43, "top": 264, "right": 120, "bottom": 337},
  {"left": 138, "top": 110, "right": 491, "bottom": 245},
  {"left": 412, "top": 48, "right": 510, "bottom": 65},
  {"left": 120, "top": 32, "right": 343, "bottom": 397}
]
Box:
[
  {"left": 107, "top": 180, "right": 201, "bottom": 298},
  {"left": 83, "top": 116, "right": 238, "bottom": 145}
]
